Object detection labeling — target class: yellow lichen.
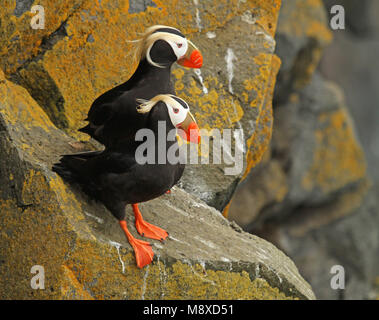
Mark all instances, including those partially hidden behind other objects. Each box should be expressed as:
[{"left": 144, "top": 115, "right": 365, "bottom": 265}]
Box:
[
  {"left": 0, "top": 74, "right": 55, "bottom": 132},
  {"left": 172, "top": 72, "right": 244, "bottom": 131},
  {"left": 302, "top": 108, "right": 366, "bottom": 193},
  {"left": 241, "top": 54, "right": 281, "bottom": 182},
  {"left": 279, "top": 0, "right": 332, "bottom": 44}
]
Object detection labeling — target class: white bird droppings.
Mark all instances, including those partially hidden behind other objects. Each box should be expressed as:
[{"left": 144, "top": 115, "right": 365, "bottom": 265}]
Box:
[
  {"left": 206, "top": 31, "right": 216, "bottom": 39},
  {"left": 241, "top": 10, "right": 257, "bottom": 25},
  {"left": 141, "top": 265, "right": 150, "bottom": 300},
  {"left": 84, "top": 211, "right": 104, "bottom": 224},
  {"left": 225, "top": 48, "right": 237, "bottom": 94},
  {"left": 108, "top": 241, "right": 125, "bottom": 274},
  {"left": 193, "top": 0, "right": 203, "bottom": 31},
  {"left": 194, "top": 69, "right": 208, "bottom": 94}
]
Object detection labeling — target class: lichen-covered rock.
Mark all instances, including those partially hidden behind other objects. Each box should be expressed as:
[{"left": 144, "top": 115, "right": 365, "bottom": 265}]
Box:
[
  {"left": 0, "top": 70, "right": 314, "bottom": 300},
  {"left": 0, "top": 0, "right": 85, "bottom": 75},
  {"left": 274, "top": 0, "right": 332, "bottom": 104},
  {"left": 229, "top": 73, "right": 368, "bottom": 226},
  {"left": 0, "top": 0, "right": 282, "bottom": 211},
  {"left": 274, "top": 75, "right": 366, "bottom": 206},
  {"left": 317, "top": 2, "right": 379, "bottom": 296},
  {"left": 228, "top": 0, "right": 378, "bottom": 300},
  {"left": 229, "top": 78, "right": 377, "bottom": 301}
]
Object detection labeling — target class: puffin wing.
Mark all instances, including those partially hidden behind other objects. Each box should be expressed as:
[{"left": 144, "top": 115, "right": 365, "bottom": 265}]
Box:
[{"left": 79, "top": 75, "right": 138, "bottom": 143}]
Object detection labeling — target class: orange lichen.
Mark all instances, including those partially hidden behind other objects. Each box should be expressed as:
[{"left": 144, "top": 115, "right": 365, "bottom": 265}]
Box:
[
  {"left": 223, "top": 54, "right": 281, "bottom": 217},
  {"left": 0, "top": 70, "right": 55, "bottom": 132},
  {"left": 302, "top": 108, "right": 366, "bottom": 193},
  {"left": 0, "top": 0, "right": 85, "bottom": 75},
  {"left": 172, "top": 70, "right": 244, "bottom": 131},
  {"left": 241, "top": 54, "right": 281, "bottom": 182},
  {"left": 278, "top": 0, "right": 332, "bottom": 45},
  {"left": 60, "top": 265, "right": 95, "bottom": 300},
  {"left": 250, "top": 0, "right": 282, "bottom": 37}
]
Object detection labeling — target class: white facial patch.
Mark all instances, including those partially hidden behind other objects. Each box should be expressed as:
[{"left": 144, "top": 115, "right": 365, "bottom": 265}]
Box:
[
  {"left": 137, "top": 94, "right": 190, "bottom": 128},
  {"left": 166, "top": 100, "right": 189, "bottom": 127},
  {"left": 167, "top": 39, "right": 188, "bottom": 60}
]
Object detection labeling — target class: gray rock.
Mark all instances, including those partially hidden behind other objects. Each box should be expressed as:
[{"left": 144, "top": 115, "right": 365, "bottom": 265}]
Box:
[
  {"left": 267, "top": 187, "right": 379, "bottom": 300},
  {"left": 228, "top": 0, "right": 379, "bottom": 300},
  {"left": 230, "top": 72, "right": 378, "bottom": 300},
  {"left": 128, "top": 0, "right": 156, "bottom": 14},
  {"left": 175, "top": 15, "right": 278, "bottom": 211},
  {"left": 13, "top": 0, "right": 34, "bottom": 17},
  {"left": 320, "top": 1, "right": 379, "bottom": 187},
  {"left": 0, "top": 69, "right": 314, "bottom": 300},
  {"left": 274, "top": 0, "right": 331, "bottom": 104}
]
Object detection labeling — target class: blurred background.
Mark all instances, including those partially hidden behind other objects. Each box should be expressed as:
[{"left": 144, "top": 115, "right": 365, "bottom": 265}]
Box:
[{"left": 228, "top": 0, "right": 379, "bottom": 299}]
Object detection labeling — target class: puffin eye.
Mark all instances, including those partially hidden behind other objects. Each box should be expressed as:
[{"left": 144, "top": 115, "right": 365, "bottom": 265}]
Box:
[
  {"left": 176, "top": 43, "right": 183, "bottom": 48},
  {"left": 173, "top": 108, "right": 179, "bottom": 114}
]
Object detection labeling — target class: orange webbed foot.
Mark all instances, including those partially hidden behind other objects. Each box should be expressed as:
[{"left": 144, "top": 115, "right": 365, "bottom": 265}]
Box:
[
  {"left": 133, "top": 204, "right": 169, "bottom": 242},
  {"left": 119, "top": 220, "right": 154, "bottom": 268},
  {"left": 135, "top": 218, "right": 169, "bottom": 242},
  {"left": 129, "top": 237, "right": 154, "bottom": 268}
]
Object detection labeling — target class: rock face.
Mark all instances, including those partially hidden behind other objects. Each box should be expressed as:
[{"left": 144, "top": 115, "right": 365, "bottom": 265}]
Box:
[
  {"left": 0, "top": 0, "right": 282, "bottom": 212},
  {"left": 228, "top": 0, "right": 379, "bottom": 300},
  {"left": 273, "top": 0, "right": 332, "bottom": 104},
  {"left": 321, "top": 0, "right": 379, "bottom": 187},
  {"left": 0, "top": 70, "right": 314, "bottom": 299},
  {"left": 0, "top": 0, "right": 316, "bottom": 300}
]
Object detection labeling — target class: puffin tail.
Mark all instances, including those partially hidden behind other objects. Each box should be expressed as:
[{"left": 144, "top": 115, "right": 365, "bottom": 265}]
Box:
[
  {"left": 78, "top": 124, "right": 105, "bottom": 145},
  {"left": 78, "top": 124, "right": 92, "bottom": 135},
  {"left": 52, "top": 151, "right": 102, "bottom": 197}
]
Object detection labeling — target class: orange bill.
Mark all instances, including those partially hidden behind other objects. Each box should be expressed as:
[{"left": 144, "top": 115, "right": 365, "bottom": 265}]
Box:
[
  {"left": 177, "top": 111, "right": 200, "bottom": 144},
  {"left": 177, "top": 40, "right": 203, "bottom": 69}
]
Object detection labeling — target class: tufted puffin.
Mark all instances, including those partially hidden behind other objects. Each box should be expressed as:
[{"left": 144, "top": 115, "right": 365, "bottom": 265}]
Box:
[
  {"left": 53, "top": 95, "right": 200, "bottom": 268},
  {"left": 79, "top": 25, "right": 203, "bottom": 148}
]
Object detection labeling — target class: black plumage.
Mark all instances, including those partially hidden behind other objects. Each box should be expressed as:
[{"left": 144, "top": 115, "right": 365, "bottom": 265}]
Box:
[
  {"left": 79, "top": 45, "right": 173, "bottom": 148},
  {"left": 55, "top": 101, "right": 184, "bottom": 211},
  {"left": 54, "top": 25, "right": 203, "bottom": 269},
  {"left": 53, "top": 96, "right": 198, "bottom": 268},
  {"left": 79, "top": 26, "right": 203, "bottom": 149}
]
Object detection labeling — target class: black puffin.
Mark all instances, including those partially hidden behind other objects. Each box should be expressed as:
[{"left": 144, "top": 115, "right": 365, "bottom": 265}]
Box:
[
  {"left": 79, "top": 25, "right": 203, "bottom": 148},
  {"left": 53, "top": 95, "right": 200, "bottom": 268}
]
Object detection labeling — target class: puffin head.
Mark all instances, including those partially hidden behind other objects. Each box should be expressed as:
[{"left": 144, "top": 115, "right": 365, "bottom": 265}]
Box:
[
  {"left": 137, "top": 95, "right": 200, "bottom": 144},
  {"left": 136, "top": 25, "right": 203, "bottom": 69}
]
